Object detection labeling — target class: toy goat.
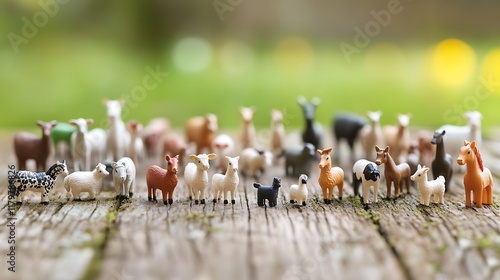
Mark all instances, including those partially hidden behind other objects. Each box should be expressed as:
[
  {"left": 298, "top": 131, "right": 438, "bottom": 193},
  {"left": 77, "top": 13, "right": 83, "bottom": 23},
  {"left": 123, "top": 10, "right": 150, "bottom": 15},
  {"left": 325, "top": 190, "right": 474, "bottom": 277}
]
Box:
[
  {"left": 333, "top": 112, "right": 366, "bottom": 164},
  {"left": 439, "top": 111, "right": 482, "bottom": 169},
  {"left": 14, "top": 120, "right": 57, "bottom": 171},
  {"left": 9, "top": 160, "right": 68, "bottom": 204},
  {"left": 457, "top": 140, "right": 493, "bottom": 208},
  {"left": 143, "top": 117, "right": 170, "bottom": 157},
  {"left": 51, "top": 122, "right": 76, "bottom": 158},
  {"left": 64, "top": 163, "right": 109, "bottom": 201},
  {"left": 112, "top": 157, "right": 136, "bottom": 198},
  {"left": 360, "top": 111, "right": 384, "bottom": 161},
  {"left": 431, "top": 130, "right": 453, "bottom": 192},
  {"left": 375, "top": 145, "right": 411, "bottom": 198},
  {"left": 213, "top": 134, "right": 235, "bottom": 173},
  {"left": 297, "top": 96, "right": 322, "bottom": 150},
  {"left": 289, "top": 174, "right": 308, "bottom": 206},
  {"left": 163, "top": 133, "right": 187, "bottom": 169},
  {"left": 104, "top": 99, "right": 130, "bottom": 161},
  {"left": 70, "top": 118, "right": 107, "bottom": 171},
  {"left": 240, "top": 148, "right": 272, "bottom": 181},
  {"left": 317, "top": 147, "right": 344, "bottom": 204},
  {"left": 184, "top": 153, "right": 216, "bottom": 204},
  {"left": 126, "top": 121, "right": 145, "bottom": 163},
  {"left": 186, "top": 114, "right": 218, "bottom": 154},
  {"left": 352, "top": 159, "right": 380, "bottom": 204},
  {"left": 240, "top": 107, "right": 256, "bottom": 149},
  {"left": 212, "top": 156, "right": 240, "bottom": 204},
  {"left": 146, "top": 155, "right": 179, "bottom": 205},
  {"left": 383, "top": 114, "right": 411, "bottom": 164},
  {"left": 254, "top": 177, "right": 281, "bottom": 207},
  {"left": 283, "top": 143, "right": 315, "bottom": 177},
  {"left": 410, "top": 165, "right": 445, "bottom": 206},
  {"left": 271, "top": 109, "right": 285, "bottom": 158}
]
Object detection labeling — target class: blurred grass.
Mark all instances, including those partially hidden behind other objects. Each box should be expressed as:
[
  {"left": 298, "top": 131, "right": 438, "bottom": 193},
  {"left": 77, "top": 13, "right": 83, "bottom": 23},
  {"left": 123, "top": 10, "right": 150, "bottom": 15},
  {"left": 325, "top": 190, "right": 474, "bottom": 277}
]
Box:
[{"left": 0, "top": 39, "right": 499, "bottom": 134}]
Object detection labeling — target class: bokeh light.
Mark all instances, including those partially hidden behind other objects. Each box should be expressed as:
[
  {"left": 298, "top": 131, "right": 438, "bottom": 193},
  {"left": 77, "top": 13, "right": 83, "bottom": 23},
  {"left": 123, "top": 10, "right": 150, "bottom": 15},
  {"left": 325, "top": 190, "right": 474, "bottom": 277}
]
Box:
[
  {"left": 430, "top": 38, "right": 476, "bottom": 88},
  {"left": 219, "top": 40, "right": 255, "bottom": 76},
  {"left": 172, "top": 37, "right": 213, "bottom": 73},
  {"left": 481, "top": 48, "right": 500, "bottom": 95}
]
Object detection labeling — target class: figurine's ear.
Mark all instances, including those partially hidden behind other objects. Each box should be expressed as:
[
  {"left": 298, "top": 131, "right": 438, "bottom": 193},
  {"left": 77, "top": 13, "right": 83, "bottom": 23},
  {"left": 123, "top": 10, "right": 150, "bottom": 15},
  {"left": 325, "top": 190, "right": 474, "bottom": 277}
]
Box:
[
  {"left": 69, "top": 119, "right": 77, "bottom": 126},
  {"left": 470, "top": 141, "right": 476, "bottom": 149},
  {"left": 311, "top": 97, "right": 320, "bottom": 106},
  {"left": 122, "top": 162, "right": 127, "bottom": 167},
  {"left": 325, "top": 147, "right": 333, "bottom": 154},
  {"left": 235, "top": 156, "right": 240, "bottom": 161},
  {"left": 189, "top": 154, "right": 198, "bottom": 161},
  {"left": 225, "top": 156, "right": 231, "bottom": 161},
  {"left": 463, "top": 140, "right": 468, "bottom": 146},
  {"left": 166, "top": 155, "right": 171, "bottom": 161},
  {"left": 50, "top": 120, "right": 58, "bottom": 127},
  {"left": 111, "top": 162, "right": 117, "bottom": 168},
  {"left": 36, "top": 120, "right": 44, "bottom": 127},
  {"left": 208, "top": 153, "right": 217, "bottom": 160},
  {"left": 423, "top": 167, "right": 430, "bottom": 172},
  {"left": 441, "top": 130, "right": 446, "bottom": 136},
  {"left": 417, "top": 164, "right": 421, "bottom": 169},
  {"left": 375, "top": 145, "right": 381, "bottom": 152},
  {"left": 384, "top": 146, "right": 390, "bottom": 153},
  {"left": 86, "top": 119, "right": 94, "bottom": 126},
  {"left": 174, "top": 154, "right": 179, "bottom": 159},
  {"left": 316, "top": 149, "right": 322, "bottom": 155}
]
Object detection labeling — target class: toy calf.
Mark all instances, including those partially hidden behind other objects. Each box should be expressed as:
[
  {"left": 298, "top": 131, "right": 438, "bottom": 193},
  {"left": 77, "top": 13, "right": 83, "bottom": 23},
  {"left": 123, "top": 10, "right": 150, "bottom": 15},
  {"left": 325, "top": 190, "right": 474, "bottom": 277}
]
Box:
[
  {"left": 289, "top": 174, "right": 308, "bottom": 206},
  {"left": 283, "top": 143, "right": 315, "bottom": 177},
  {"left": 254, "top": 177, "right": 281, "bottom": 207},
  {"left": 410, "top": 165, "right": 445, "bottom": 206},
  {"left": 64, "top": 163, "right": 109, "bottom": 201},
  {"left": 146, "top": 155, "right": 179, "bottom": 205},
  {"left": 112, "top": 157, "right": 136, "bottom": 198},
  {"left": 352, "top": 159, "right": 380, "bottom": 204}
]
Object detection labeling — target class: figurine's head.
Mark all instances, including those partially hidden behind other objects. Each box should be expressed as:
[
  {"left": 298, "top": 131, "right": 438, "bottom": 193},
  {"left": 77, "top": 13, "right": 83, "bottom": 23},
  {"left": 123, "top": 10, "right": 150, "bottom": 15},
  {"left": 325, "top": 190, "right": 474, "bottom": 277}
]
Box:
[
  {"left": 271, "top": 177, "right": 281, "bottom": 189},
  {"left": 297, "top": 96, "right": 320, "bottom": 121},
  {"left": 375, "top": 145, "right": 390, "bottom": 166},
  {"left": 317, "top": 147, "right": 333, "bottom": 169},
  {"left": 410, "top": 164, "right": 429, "bottom": 182},
  {"left": 166, "top": 154, "right": 179, "bottom": 174},
  {"left": 431, "top": 130, "right": 445, "bottom": 145}
]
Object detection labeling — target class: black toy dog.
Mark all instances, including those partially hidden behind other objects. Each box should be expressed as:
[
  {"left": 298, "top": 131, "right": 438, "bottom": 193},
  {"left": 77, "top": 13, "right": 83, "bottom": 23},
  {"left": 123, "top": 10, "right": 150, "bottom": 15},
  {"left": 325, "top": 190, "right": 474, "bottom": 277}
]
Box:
[{"left": 253, "top": 177, "right": 281, "bottom": 207}]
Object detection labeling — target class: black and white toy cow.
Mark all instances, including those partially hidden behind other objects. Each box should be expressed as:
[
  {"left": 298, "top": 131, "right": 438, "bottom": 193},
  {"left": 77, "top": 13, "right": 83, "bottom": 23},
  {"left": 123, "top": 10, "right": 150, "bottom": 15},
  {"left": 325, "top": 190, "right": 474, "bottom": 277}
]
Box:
[{"left": 352, "top": 159, "right": 380, "bottom": 204}]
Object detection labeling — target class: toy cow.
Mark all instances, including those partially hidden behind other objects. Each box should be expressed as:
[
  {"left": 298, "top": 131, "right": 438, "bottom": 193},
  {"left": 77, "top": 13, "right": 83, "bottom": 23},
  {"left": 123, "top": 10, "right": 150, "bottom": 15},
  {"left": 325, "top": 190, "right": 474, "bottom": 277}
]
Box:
[
  {"left": 112, "top": 157, "right": 136, "bottom": 198},
  {"left": 8, "top": 161, "right": 68, "bottom": 204},
  {"left": 184, "top": 153, "right": 217, "bottom": 204},
  {"left": 212, "top": 156, "right": 240, "bottom": 204},
  {"left": 283, "top": 143, "right": 315, "bottom": 177},
  {"left": 352, "top": 159, "right": 380, "bottom": 204},
  {"left": 333, "top": 112, "right": 366, "bottom": 164},
  {"left": 186, "top": 114, "right": 218, "bottom": 154},
  {"left": 64, "top": 163, "right": 109, "bottom": 201},
  {"left": 14, "top": 120, "right": 57, "bottom": 171},
  {"left": 146, "top": 155, "right": 179, "bottom": 205},
  {"left": 289, "top": 174, "right": 308, "bottom": 206},
  {"left": 254, "top": 177, "right": 281, "bottom": 207},
  {"left": 297, "top": 96, "right": 322, "bottom": 150}
]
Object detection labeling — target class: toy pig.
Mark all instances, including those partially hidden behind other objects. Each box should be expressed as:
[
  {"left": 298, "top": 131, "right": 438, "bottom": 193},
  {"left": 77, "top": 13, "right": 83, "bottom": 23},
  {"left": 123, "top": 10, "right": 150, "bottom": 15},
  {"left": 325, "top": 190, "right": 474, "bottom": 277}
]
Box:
[{"left": 254, "top": 177, "right": 281, "bottom": 207}]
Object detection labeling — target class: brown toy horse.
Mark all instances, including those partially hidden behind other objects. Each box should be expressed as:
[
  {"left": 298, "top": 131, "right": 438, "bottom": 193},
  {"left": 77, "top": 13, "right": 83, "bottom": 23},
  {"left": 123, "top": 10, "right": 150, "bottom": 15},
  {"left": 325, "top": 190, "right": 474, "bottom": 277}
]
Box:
[
  {"left": 457, "top": 140, "right": 493, "bottom": 208},
  {"left": 317, "top": 147, "right": 344, "bottom": 204},
  {"left": 375, "top": 145, "right": 411, "bottom": 198},
  {"left": 146, "top": 155, "right": 179, "bottom": 205},
  {"left": 14, "top": 120, "right": 57, "bottom": 171}
]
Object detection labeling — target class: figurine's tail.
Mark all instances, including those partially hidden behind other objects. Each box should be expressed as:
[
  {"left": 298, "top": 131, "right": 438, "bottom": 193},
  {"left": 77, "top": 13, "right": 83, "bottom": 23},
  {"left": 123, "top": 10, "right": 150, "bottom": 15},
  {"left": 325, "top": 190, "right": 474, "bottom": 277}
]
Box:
[{"left": 253, "top": 183, "right": 261, "bottom": 189}]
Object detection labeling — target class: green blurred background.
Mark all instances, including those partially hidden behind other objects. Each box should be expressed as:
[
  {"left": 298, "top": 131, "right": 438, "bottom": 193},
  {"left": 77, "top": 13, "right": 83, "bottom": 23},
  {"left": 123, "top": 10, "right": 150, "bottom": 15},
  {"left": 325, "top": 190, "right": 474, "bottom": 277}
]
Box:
[{"left": 1, "top": 0, "right": 499, "bottom": 133}]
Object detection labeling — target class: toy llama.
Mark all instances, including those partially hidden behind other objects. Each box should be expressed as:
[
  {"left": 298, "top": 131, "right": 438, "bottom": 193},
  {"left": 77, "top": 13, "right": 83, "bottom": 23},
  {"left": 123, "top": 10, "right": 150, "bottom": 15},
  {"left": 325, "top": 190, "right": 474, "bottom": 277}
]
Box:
[
  {"left": 240, "top": 107, "right": 256, "bottom": 149},
  {"left": 212, "top": 156, "right": 240, "bottom": 205},
  {"left": 410, "top": 165, "right": 445, "bottom": 206},
  {"left": 317, "top": 147, "right": 344, "bottom": 204}
]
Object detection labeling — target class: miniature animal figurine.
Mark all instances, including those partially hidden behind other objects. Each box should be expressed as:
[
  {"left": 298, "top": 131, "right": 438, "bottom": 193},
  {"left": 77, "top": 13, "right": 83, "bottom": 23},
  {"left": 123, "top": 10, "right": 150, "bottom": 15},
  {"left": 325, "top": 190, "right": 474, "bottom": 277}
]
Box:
[
  {"left": 184, "top": 153, "right": 217, "bottom": 204},
  {"left": 186, "top": 114, "right": 218, "bottom": 154},
  {"left": 162, "top": 133, "right": 187, "bottom": 168},
  {"left": 112, "top": 157, "right": 136, "bottom": 198},
  {"left": 240, "top": 107, "right": 256, "bottom": 149},
  {"left": 212, "top": 156, "right": 240, "bottom": 204},
  {"left": 457, "top": 140, "right": 493, "bottom": 208},
  {"left": 352, "top": 159, "right": 380, "bottom": 204},
  {"left": 439, "top": 111, "right": 482, "bottom": 170},
  {"left": 431, "top": 130, "right": 453, "bottom": 192},
  {"left": 297, "top": 96, "right": 322, "bottom": 150},
  {"left": 375, "top": 145, "right": 411, "bottom": 198},
  {"left": 14, "top": 120, "right": 57, "bottom": 171},
  {"left": 317, "top": 147, "right": 344, "bottom": 204},
  {"left": 70, "top": 118, "right": 107, "bottom": 171},
  {"left": 271, "top": 109, "right": 285, "bottom": 158},
  {"left": 253, "top": 177, "right": 281, "bottom": 207},
  {"left": 51, "top": 122, "right": 76, "bottom": 158},
  {"left": 333, "top": 112, "right": 366, "bottom": 164},
  {"left": 146, "top": 155, "right": 179, "bottom": 205},
  {"left": 410, "top": 164, "right": 445, "bottom": 206},
  {"left": 104, "top": 99, "right": 130, "bottom": 161},
  {"left": 143, "top": 117, "right": 170, "bottom": 157},
  {"left": 289, "top": 174, "right": 308, "bottom": 206},
  {"left": 64, "top": 163, "right": 109, "bottom": 201},
  {"left": 8, "top": 161, "right": 68, "bottom": 204},
  {"left": 126, "top": 120, "right": 145, "bottom": 163},
  {"left": 213, "top": 134, "right": 235, "bottom": 173},
  {"left": 240, "top": 148, "right": 272, "bottom": 181},
  {"left": 383, "top": 114, "right": 411, "bottom": 164},
  {"left": 406, "top": 141, "right": 420, "bottom": 177},
  {"left": 283, "top": 143, "right": 315, "bottom": 177},
  {"left": 416, "top": 130, "right": 436, "bottom": 169},
  {"left": 360, "top": 111, "right": 384, "bottom": 161}
]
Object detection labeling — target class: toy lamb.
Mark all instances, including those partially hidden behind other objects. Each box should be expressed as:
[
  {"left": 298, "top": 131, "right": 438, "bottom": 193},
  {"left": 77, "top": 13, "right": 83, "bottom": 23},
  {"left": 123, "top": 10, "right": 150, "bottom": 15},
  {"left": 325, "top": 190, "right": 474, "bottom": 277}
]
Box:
[
  {"left": 212, "top": 156, "right": 240, "bottom": 205},
  {"left": 240, "top": 148, "right": 272, "bottom": 180},
  {"left": 112, "top": 157, "right": 136, "bottom": 198},
  {"left": 352, "top": 159, "right": 380, "bottom": 204},
  {"left": 254, "top": 177, "right": 281, "bottom": 207},
  {"left": 184, "top": 153, "right": 217, "bottom": 204},
  {"left": 410, "top": 165, "right": 445, "bottom": 206},
  {"left": 64, "top": 163, "right": 109, "bottom": 201},
  {"left": 289, "top": 174, "right": 308, "bottom": 206}
]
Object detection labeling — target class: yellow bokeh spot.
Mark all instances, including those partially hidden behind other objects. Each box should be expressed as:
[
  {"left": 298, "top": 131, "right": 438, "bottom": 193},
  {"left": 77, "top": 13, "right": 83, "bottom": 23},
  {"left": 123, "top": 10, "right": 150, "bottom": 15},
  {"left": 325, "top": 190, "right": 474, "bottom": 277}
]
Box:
[
  {"left": 481, "top": 48, "right": 500, "bottom": 95},
  {"left": 274, "top": 36, "right": 314, "bottom": 75},
  {"left": 431, "top": 39, "right": 476, "bottom": 88}
]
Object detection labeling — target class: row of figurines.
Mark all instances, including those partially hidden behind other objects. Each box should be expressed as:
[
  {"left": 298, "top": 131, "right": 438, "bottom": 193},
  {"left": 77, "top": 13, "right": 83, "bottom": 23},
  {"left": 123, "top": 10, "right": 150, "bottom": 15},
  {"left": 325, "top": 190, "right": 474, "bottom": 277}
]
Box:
[{"left": 8, "top": 140, "right": 491, "bottom": 208}]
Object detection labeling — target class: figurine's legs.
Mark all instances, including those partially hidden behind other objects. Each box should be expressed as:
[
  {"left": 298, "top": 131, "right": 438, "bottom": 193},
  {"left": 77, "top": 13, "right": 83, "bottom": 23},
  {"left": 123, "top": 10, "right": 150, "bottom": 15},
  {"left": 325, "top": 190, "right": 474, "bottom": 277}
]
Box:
[
  {"left": 338, "top": 182, "right": 343, "bottom": 200},
  {"left": 373, "top": 182, "right": 379, "bottom": 203},
  {"left": 465, "top": 189, "right": 471, "bottom": 207},
  {"left": 89, "top": 189, "right": 95, "bottom": 200},
  {"left": 386, "top": 180, "right": 392, "bottom": 198},
  {"left": 362, "top": 184, "right": 369, "bottom": 204},
  {"left": 230, "top": 190, "right": 235, "bottom": 204}
]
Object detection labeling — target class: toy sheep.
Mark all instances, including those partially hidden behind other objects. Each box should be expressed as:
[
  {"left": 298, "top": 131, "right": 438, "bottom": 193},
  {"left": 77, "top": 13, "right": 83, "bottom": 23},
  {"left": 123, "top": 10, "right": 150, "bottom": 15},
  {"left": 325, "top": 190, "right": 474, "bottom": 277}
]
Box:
[
  {"left": 283, "top": 143, "right": 315, "bottom": 177},
  {"left": 254, "top": 177, "right": 281, "bottom": 207},
  {"left": 143, "top": 117, "right": 170, "bottom": 157},
  {"left": 213, "top": 134, "right": 235, "bottom": 173},
  {"left": 104, "top": 99, "right": 130, "bottom": 161},
  {"left": 126, "top": 121, "right": 145, "bottom": 163},
  {"left": 184, "top": 153, "right": 217, "bottom": 204},
  {"left": 271, "top": 109, "right": 285, "bottom": 158},
  {"left": 240, "top": 107, "right": 256, "bottom": 149},
  {"left": 163, "top": 133, "right": 187, "bottom": 169},
  {"left": 383, "top": 114, "right": 411, "bottom": 164},
  {"left": 289, "top": 174, "right": 308, "bottom": 206},
  {"left": 9, "top": 161, "right": 68, "bottom": 204},
  {"left": 297, "top": 96, "right": 322, "bottom": 150},
  {"left": 186, "top": 114, "right": 218, "bottom": 154},
  {"left": 212, "top": 156, "right": 240, "bottom": 205},
  {"left": 240, "top": 148, "right": 272, "bottom": 181},
  {"left": 14, "top": 120, "right": 57, "bottom": 171},
  {"left": 147, "top": 155, "right": 179, "bottom": 205},
  {"left": 410, "top": 165, "right": 445, "bottom": 206},
  {"left": 352, "top": 159, "right": 380, "bottom": 204},
  {"left": 64, "top": 163, "right": 109, "bottom": 201},
  {"left": 112, "top": 157, "right": 136, "bottom": 198},
  {"left": 70, "top": 118, "right": 107, "bottom": 171}
]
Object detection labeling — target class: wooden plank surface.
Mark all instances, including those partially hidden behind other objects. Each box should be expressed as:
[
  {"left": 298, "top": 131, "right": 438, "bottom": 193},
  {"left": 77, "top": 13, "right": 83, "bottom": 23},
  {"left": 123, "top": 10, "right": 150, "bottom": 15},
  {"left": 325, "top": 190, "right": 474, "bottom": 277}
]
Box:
[{"left": 0, "top": 131, "right": 499, "bottom": 280}]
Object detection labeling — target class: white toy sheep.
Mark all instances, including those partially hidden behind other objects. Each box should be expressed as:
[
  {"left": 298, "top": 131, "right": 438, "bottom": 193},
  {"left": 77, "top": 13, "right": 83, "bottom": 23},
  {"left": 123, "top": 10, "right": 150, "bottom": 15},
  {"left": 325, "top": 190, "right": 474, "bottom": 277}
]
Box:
[
  {"left": 70, "top": 118, "right": 106, "bottom": 171},
  {"left": 410, "top": 164, "right": 445, "bottom": 206},
  {"left": 212, "top": 156, "right": 240, "bottom": 205},
  {"left": 112, "top": 157, "right": 136, "bottom": 199},
  {"left": 184, "top": 153, "right": 217, "bottom": 204},
  {"left": 289, "top": 174, "right": 308, "bottom": 206},
  {"left": 240, "top": 148, "right": 272, "bottom": 181},
  {"left": 213, "top": 134, "right": 235, "bottom": 173},
  {"left": 64, "top": 163, "right": 109, "bottom": 201}
]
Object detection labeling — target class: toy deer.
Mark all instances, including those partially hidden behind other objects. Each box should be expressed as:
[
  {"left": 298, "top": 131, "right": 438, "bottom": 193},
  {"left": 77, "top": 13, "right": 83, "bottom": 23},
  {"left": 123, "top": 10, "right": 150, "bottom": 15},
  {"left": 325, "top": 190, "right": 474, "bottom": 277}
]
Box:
[
  {"left": 317, "top": 147, "right": 344, "bottom": 204},
  {"left": 375, "top": 145, "right": 411, "bottom": 198},
  {"left": 14, "top": 120, "right": 57, "bottom": 171}
]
